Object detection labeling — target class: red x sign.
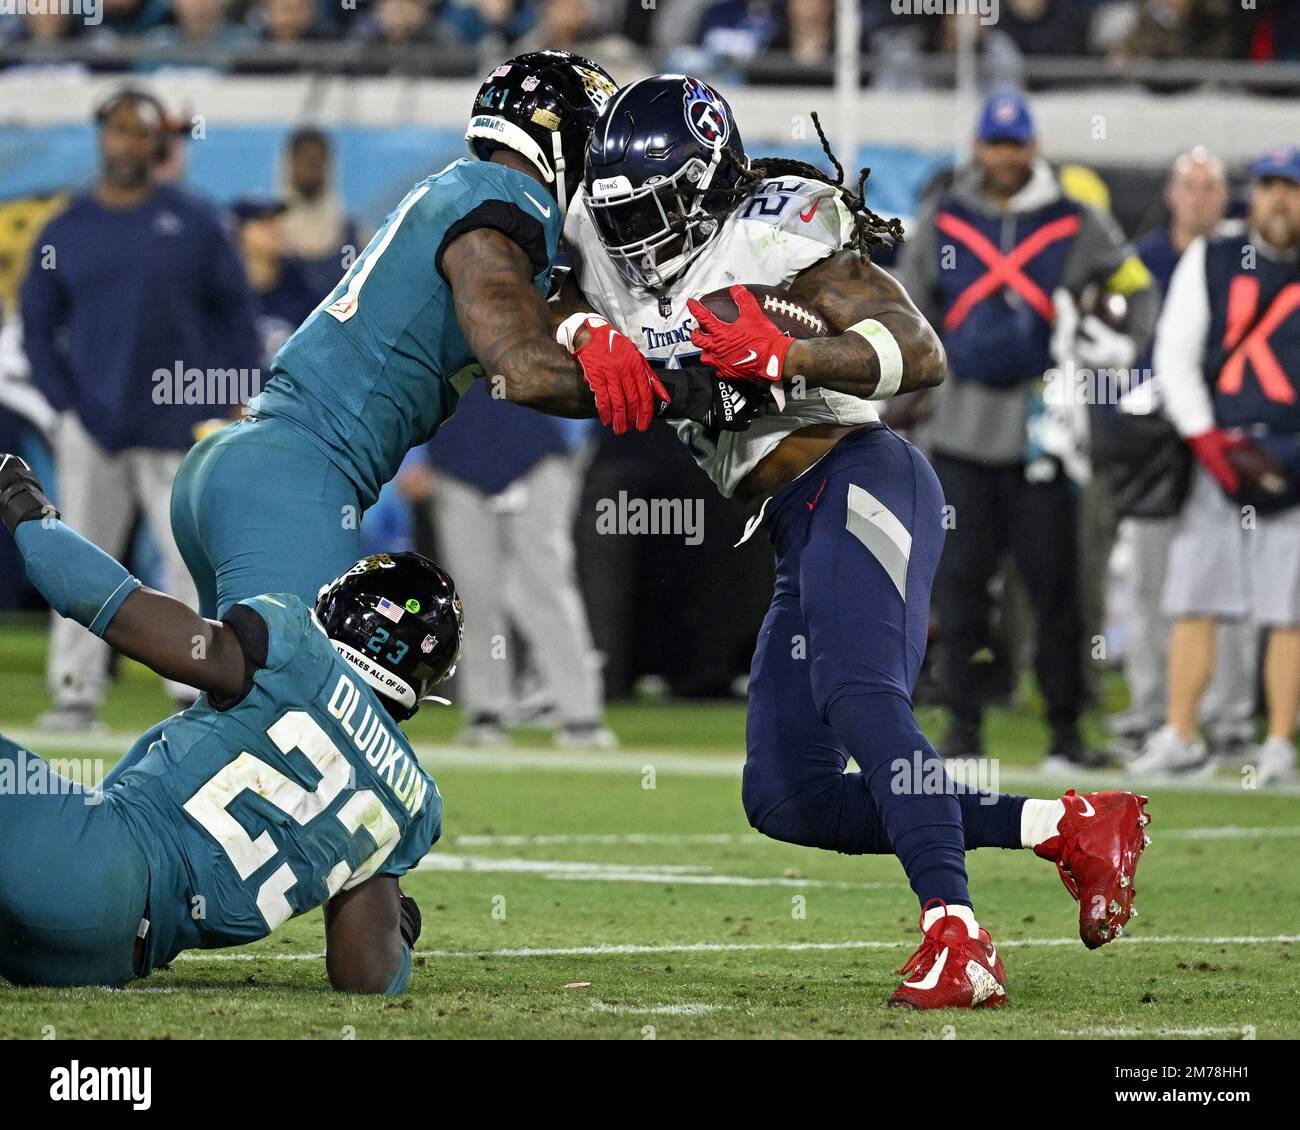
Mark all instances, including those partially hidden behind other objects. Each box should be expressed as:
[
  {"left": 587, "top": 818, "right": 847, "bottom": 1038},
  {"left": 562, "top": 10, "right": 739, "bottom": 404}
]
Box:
[{"left": 935, "top": 210, "right": 1083, "bottom": 331}]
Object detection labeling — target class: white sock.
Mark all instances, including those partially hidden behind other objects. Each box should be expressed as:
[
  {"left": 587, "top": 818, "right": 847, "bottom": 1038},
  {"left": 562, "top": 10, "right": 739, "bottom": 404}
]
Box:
[
  {"left": 923, "top": 902, "right": 979, "bottom": 939},
  {"left": 1021, "top": 798, "right": 1067, "bottom": 849}
]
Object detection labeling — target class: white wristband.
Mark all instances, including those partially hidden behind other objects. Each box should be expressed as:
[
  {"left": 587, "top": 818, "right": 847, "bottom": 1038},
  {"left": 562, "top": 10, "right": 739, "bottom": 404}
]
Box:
[
  {"left": 846, "top": 318, "right": 903, "bottom": 400},
  {"left": 555, "top": 311, "right": 606, "bottom": 354}
]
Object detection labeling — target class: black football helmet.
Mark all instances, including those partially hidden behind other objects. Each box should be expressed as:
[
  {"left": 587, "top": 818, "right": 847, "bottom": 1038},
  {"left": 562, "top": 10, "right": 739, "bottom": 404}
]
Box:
[
  {"left": 315, "top": 553, "right": 463, "bottom": 722},
  {"left": 583, "top": 74, "right": 749, "bottom": 291},
  {"left": 466, "top": 50, "right": 618, "bottom": 215}
]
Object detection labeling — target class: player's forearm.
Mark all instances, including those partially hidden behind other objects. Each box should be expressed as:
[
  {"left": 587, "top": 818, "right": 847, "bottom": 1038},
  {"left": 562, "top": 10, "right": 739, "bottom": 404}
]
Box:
[
  {"left": 784, "top": 310, "right": 946, "bottom": 399},
  {"left": 491, "top": 335, "right": 597, "bottom": 418}
]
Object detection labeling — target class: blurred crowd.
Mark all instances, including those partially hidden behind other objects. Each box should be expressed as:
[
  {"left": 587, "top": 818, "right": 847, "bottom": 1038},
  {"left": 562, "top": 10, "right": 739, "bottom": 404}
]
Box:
[{"left": 6, "top": 0, "right": 1300, "bottom": 78}]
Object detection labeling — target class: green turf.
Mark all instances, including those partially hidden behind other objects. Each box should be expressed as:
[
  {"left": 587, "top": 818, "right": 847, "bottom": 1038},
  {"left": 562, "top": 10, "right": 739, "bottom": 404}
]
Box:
[{"left": 1, "top": 615, "right": 1296, "bottom": 1039}]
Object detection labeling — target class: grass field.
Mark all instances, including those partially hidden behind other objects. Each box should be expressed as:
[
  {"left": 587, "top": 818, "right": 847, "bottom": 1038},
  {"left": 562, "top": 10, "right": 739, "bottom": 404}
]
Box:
[{"left": 1, "top": 615, "right": 1297, "bottom": 1040}]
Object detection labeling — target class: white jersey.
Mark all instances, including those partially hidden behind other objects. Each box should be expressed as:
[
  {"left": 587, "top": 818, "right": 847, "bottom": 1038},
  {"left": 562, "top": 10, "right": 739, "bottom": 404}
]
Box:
[{"left": 565, "top": 175, "right": 881, "bottom": 497}]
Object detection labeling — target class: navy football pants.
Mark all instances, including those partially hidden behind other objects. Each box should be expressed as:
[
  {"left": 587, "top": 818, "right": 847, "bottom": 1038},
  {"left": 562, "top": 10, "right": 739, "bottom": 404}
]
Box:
[{"left": 743, "top": 424, "right": 1027, "bottom": 909}]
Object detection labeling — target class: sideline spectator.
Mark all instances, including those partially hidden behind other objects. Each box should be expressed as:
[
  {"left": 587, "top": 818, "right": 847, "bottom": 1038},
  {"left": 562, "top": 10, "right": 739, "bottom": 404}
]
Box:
[
  {"left": 1131, "top": 147, "right": 1300, "bottom": 785},
  {"left": 897, "top": 90, "right": 1158, "bottom": 768},
  {"left": 1100, "top": 148, "right": 1257, "bottom": 762},
  {"left": 402, "top": 380, "right": 616, "bottom": 749},
  {"left": 278, "top": 128, "right": 363, "bottom": 299},
  {"left": 228, "top": 197, "right": 319, "bottom": 370},
  {"left": 19, "top": 88, "right": 259, "bottom": 732}
]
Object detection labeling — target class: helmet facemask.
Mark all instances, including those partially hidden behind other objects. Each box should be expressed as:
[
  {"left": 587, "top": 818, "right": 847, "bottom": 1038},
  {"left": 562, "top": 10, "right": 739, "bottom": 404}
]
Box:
[{"left": 585, "top": 142, "right": 734, "bottom": 291}]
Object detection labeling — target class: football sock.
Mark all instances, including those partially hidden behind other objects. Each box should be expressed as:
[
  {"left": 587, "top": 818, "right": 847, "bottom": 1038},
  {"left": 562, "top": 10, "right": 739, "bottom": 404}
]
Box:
[
  {"left": 924, "top": 901, "right": 980, "bottom": 939},
  {"left": 1020, "top": 798, "right": 1068, "bottom": 849},
  {"left": 827, "top": 690, "right": 971, "bottom": 909}
]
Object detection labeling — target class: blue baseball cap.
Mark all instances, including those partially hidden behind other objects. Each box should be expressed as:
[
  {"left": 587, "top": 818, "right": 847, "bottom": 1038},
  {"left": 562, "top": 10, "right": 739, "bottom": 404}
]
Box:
[
  {"left": 229, "top": 196, "right": 287, "bottom": 224},
  {"left": 977, "top": 90, "right": 1035, "bottom": 145},
  {"left": 1249, "top": 146, "right": 1300, "bottom": 185}
]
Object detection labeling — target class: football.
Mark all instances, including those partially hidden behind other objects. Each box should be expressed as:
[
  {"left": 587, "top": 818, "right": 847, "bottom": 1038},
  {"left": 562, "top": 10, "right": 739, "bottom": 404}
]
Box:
[{"left": 695, "top": 284, "right": 832, "bottom": 339}]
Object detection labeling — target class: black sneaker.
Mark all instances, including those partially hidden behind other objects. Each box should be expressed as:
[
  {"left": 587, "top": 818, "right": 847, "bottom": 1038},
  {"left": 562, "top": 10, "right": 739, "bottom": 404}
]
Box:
[
  {"left": 1042, "top": 727, "right": 1112, "bottom": 774},
  {"left": 939, "top": 719, "right": 985, "bottom": 759}
]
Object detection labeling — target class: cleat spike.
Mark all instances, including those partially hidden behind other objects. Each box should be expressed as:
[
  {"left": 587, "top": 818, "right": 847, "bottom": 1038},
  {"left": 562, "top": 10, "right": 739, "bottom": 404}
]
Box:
[
  {"left": 1119, "top": 873, "right": 1131, "bottom": 888},
  {"left": 1109, "top": 899, "right": 1122, "bottom": 915},
  {"left": 1129, "top": 906, "right": 1139, "bottom": 918},
  {"left": 1097, "top": 924, "right": 1111, "bottom": 940},
  {"left": 1139, "top": 813, "right": 1150, "bottom": 827},
  {"left": 1114, "top": 924, "right": 1125, "bottom": 938},
  {"left": 1143, "top": 834, "right": 1152, "bottom": 848}
]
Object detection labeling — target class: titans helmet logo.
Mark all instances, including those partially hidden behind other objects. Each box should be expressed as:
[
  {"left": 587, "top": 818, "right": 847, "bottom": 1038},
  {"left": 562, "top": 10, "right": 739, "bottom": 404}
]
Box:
[{"left": 682, "top": 78, "right": 730, "bottom": 148}]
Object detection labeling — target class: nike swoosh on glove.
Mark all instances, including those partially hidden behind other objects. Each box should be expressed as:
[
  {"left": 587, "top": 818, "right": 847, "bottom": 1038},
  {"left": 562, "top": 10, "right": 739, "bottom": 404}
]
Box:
[
  {"left": 556, "top": 313, "right": 670, "bottom": 435},
  {"left": 688, "top": 284, "right": 793, "bottom": 383}
]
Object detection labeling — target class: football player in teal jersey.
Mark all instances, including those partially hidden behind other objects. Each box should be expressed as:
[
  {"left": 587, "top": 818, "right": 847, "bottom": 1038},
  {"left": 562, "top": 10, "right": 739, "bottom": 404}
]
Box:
[
  {"left": 1, "top": 454, "right": 461, "bottom": 993},
  {"left": 170, "top": 50, "right": 675, "bottom": 620}
]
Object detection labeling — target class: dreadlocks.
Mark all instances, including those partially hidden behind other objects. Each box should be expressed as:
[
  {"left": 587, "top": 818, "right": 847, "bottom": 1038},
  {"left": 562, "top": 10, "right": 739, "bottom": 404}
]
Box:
[{"left": 726, "top": 112, "right": 905, "bottom": 260}]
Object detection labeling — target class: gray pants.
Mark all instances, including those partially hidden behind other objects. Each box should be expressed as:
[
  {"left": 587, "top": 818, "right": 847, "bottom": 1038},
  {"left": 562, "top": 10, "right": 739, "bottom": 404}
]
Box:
[
  {"left": 432, "top": 454, "right": 603, "bottom": 725},
  {"left": 47, "top": 412, "right": 198, "bottom": 708},
  {"left": 1115, "top": 514, "right": 1257, "bottom": 739}
]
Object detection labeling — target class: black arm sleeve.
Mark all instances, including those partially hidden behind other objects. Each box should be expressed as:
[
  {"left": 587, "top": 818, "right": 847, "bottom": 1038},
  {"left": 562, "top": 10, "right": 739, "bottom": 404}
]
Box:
[
  {"left": 434, "top": 199, "right": 550, "bottom": 284},
  {"left": 208, "top": 603, "right": 271, "bottom": 712}
]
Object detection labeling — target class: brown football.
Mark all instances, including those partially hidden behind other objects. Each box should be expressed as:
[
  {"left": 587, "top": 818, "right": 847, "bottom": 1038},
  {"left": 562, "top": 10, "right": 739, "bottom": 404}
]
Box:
[{"left": 695, "top": 284, "right": 832, "bottom": 340}]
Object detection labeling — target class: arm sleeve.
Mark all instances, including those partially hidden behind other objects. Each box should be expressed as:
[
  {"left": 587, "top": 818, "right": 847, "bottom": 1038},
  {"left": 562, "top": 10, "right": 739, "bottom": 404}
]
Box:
[
  {"left": 1153, "top": 237, "right": 1216, "bottom": 438},
  {"left": 14, "top": 519, "right": 141, "bottom": 635},
  {"left": 435, "top": 199, "right": 550, "bottom": 284},
  {"left": 18, "top": 232, "right": 75, "bottom": 413},
  {"left": 206, "top": 602, "right": 270, "bottom": 711}
]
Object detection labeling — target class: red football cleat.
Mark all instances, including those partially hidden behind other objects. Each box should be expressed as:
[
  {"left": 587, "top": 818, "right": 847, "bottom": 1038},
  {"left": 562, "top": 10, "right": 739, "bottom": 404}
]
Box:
[
  {"left": 1034, "top": 789, "right": 1151, "bottom": 949},
  {"left": 888, "top": 900, "right": 1007, "bottom": 1010}
]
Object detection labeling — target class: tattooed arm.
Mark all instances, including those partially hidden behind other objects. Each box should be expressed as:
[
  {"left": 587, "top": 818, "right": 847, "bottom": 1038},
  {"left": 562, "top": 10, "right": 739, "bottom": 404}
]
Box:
[
  {"left": 784, "top": 251, "right": 946, "bottom": 397},
  {"left": 441, "top": 226, "right": 596, "bottom": 417}
]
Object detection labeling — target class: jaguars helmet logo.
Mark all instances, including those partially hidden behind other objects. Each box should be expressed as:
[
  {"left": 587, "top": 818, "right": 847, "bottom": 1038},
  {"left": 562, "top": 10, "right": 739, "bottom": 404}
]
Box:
[{"left": 574, "top": 65, "right": 617, "bottom": 113}]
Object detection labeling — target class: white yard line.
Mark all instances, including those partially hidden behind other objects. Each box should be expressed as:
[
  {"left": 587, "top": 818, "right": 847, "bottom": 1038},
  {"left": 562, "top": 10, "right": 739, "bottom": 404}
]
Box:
[
  {"left": 175, "top": 934, "right": 1298, "bottom": 963},
  {"left": 1057, "top": 1026, "right": 1254, "bottom": 1038},
  {"left": 588, "top": 1001, "right": 729, "bottom": 1016},
  {"left": 415, "top": 853, "right": 902, "bottom": 890}
]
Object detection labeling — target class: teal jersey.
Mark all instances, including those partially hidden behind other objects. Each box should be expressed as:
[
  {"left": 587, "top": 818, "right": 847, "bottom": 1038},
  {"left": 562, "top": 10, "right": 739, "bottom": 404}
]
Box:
[
  {"left": 251, "top": 158, "right": 562, "bottom": 506},
  {"left": 111, "top": 593, "right": 441, "bottom": 971}
]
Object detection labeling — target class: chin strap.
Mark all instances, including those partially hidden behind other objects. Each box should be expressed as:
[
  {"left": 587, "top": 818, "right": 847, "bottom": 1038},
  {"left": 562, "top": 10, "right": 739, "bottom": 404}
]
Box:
[{"left": 551, "top": 130, "right": 568, "bottom": 215}]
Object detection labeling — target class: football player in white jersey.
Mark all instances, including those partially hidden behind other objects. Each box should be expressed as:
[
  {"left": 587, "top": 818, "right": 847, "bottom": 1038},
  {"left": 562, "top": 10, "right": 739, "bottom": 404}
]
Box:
[{"left": 551, "top": 75, "right": 1153, "bottom": 1009}]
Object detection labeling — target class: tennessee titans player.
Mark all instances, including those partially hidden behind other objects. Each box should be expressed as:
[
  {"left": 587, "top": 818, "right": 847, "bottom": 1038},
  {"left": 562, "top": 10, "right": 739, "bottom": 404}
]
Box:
[
  {"left": 561, "top": 76, "right": 1153, "bottom": 1008},
  {"left": 1, "top": 454, "right": 461, "bottom": 993},
  {"left": 170, "top": 51, "right": 673, "bottom": 621}
]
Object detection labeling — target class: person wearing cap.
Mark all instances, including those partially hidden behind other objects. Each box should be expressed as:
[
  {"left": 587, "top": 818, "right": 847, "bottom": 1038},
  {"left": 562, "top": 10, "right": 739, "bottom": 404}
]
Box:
[
  {"left": 896, "top": 89, "right": 1159, "bottom": 769},
  {"left": 1130, "top": 146, "right": 1300, "bottom": 784},
  {"left": 228, "top": 197, "right": 319, "bottom": 372},
  {"left": 1103, "top": 149, "right": 1259, "bottom": 765},
  {"left": 19, "top": 87, "right": 260, "bottom": 733}
]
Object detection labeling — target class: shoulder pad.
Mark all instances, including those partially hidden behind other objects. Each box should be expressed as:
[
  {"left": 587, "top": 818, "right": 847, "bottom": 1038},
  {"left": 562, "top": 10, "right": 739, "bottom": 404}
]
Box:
[{"left": 736, "top": 176, "right": 855, "bottom": 253}]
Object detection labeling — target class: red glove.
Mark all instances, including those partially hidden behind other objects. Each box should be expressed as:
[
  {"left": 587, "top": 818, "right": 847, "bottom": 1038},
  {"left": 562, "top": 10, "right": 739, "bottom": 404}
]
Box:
[
  {"left": 687, "top": 285, "right": 794, "bottom": 384},
  {"left": 558, "top": 314, "right": 669, "bottom": 435},
  {"left": 1187, "top": 427, "right": 1244, "bottom": 495}
]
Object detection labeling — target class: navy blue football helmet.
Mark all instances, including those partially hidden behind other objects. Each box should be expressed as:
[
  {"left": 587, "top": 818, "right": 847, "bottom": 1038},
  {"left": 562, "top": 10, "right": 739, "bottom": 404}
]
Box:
[{"left": 583, "top": 75, "right": 749, "bottom": 290}]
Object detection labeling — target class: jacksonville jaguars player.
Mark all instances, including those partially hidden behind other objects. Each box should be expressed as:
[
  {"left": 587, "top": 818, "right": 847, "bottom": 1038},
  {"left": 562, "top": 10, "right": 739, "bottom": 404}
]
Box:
[
  {"left": 170, "top": 51, "right": 675, "bottom": 621},
  {"left": 1, "top": 454, "right": 460, "bottom": 993},
  {"left": 560, "top": 76, "right": 1152, "bottom": 1008}
]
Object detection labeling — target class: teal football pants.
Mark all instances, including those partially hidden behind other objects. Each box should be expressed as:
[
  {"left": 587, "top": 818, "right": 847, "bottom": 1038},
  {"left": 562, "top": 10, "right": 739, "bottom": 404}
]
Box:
[
  {"left": 0, "top": 733, "right": 148, "bottom": 988},
  {"left": 171, "top": 417, "right": 365, "bottom": 618}
]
